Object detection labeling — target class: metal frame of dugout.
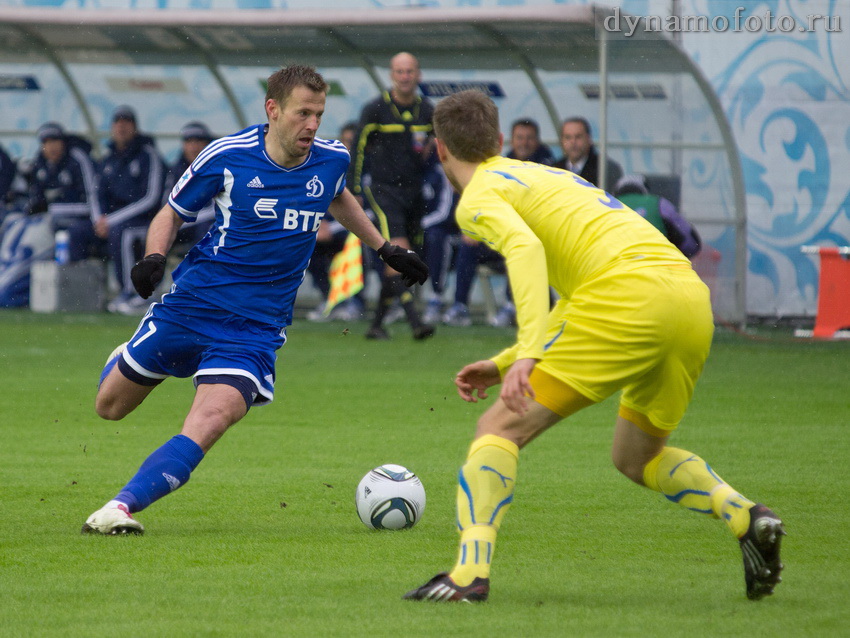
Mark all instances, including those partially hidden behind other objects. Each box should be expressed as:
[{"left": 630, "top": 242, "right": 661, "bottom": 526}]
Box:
[{"left": 0, "top": 4, "right": 747, "bottom": 324}]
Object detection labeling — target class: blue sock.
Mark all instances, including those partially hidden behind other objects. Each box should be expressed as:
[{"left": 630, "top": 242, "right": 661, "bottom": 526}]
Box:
[{"left": 114, "top": 435, "right": 205, "bottom": 513}]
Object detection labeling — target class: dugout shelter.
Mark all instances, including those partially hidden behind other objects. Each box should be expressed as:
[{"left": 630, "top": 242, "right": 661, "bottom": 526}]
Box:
[{"left": 0, "top": 4, "right": 746, "bottom": 323}]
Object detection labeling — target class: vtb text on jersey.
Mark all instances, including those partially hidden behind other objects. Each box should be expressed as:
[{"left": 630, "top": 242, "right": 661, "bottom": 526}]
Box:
[{"left": 168, "top": 124, "right": 349, "bottom": 327}]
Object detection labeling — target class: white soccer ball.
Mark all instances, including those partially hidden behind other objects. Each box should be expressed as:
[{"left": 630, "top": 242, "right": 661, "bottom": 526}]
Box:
[{"left": 355, "top": 464, "right": 426, "bottom": 530}]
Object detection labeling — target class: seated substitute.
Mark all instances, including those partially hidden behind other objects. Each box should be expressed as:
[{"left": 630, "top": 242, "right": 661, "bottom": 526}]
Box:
[
  {"left": 614, "top": 173, "right": 701, "bottom": 258},
  {"left": 446, "top": 117, "right": 554, "bottom": 328},
  {"left": 96, "top": 106, "right": 165, "bottom": 314},
  {"left": 403, "top": 90, "right": 784, "bottom": 604},
  {"left": 0, "top": 142, "right": 16, "bottom": 214},
  {"left": 27, "top": 122, "right": 101, "bottom": 261},
  {"left": 421, "top": 150, "right": 460, "bottom": 325},
  {"left": 82, "top": 65, "right": 428, "bottom": 536},
  {"left": 162, "top": 121, "right": 216, "bottom": 254}
]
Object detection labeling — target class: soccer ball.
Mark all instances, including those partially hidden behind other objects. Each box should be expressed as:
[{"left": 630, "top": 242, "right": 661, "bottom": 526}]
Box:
[{"left": 355, "top": 464, "right": 426, "bottom": 530}]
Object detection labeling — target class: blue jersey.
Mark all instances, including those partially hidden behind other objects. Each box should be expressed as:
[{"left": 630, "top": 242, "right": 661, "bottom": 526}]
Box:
[{"left": 168, "top": 124, "right": 349, "bottom": 327}]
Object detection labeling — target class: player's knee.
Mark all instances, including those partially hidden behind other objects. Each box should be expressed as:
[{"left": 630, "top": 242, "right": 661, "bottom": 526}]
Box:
[
  {"left": 95, "top": 392, "right": 130, "bottom": 421},
  {"left": 475, "top": 414, "right": 527, "bottom": 448}
]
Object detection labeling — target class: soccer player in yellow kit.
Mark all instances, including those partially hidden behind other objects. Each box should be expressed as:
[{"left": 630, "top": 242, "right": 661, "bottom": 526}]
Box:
[{"left": 404, "top": 90, "right": 785, "bottom": 603}]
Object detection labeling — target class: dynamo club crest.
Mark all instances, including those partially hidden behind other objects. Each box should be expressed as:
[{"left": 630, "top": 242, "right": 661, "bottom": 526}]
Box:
[{"left": 306, "top": 175, "right": 324, "bottom": 198}]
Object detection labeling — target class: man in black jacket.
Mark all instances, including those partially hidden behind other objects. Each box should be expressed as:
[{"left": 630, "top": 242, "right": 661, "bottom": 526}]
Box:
[
  {"left": 506, "top": 118, "right": 554, "bottom": 165},
  {"left": 554, "top": 116, "right": 622, "bottom": 191},
  {"left": 349, "top": 52, "right": 435, "bottom": 341}
]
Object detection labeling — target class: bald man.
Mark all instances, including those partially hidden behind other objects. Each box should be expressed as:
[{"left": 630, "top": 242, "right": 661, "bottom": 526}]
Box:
[{"left": 349, "top": 52, "right": 435, "bottom": 341}]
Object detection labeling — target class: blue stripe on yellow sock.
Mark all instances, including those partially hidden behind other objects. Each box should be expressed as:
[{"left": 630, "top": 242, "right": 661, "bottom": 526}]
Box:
[
  {"left": 705, "top": 463, "right": 723, "bottom": 483},
  {"left": 458, "top": 467, "right": 476, "bottom": 527},
  {"left": 664, "top": 488, "right": 711, "bottom": 503},
  {"left": 668, "top": 455, "right": 698, "bottom": 477},
  {"left": 489, "top": 494, "right": 514, "bottom": 525},
  {"left": 664, "top": 489, "right": 715, "bottom": 514},
  {"left": 480, "top": 465, "right": 513, "bottom": 487}
]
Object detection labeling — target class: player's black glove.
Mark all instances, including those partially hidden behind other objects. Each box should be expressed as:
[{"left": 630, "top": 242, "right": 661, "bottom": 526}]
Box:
[
  {"left": 377, "top": 241, "right": 429, "bottom": 287},
  {"left": 130, "top": 253, "right": 166, "bottom": 299}
]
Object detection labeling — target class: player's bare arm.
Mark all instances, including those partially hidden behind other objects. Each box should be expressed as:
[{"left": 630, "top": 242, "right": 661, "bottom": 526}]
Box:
[
  {"left": 145, "top": 204, "right": 185, "bottom": 256},
  {"left": 455, "top": 359, "right": 501, "bottom": 403},
  {"left": 129, "top": 205, "right": 185, "bottom": 299},
  {"left": 330, "top": 188, "right": 429, "bottom": 286},
  {"left": 327, "top": 188, "right": 385, "bottom": 251}
]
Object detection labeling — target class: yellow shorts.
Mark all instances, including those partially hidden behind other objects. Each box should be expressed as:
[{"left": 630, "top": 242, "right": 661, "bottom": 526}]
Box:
[{"left": 534, "top": 265, "right": 714, "bottom": 432}]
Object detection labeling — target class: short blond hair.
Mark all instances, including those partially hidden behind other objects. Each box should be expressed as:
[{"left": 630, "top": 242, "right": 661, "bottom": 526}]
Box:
[{"left": 433, "top": 90, "right": 501, "bottom": 162}]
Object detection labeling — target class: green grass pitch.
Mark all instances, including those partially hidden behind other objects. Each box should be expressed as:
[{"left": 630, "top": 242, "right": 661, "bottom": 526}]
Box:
[{"left": 1, "top": 310, "right": 848, "bottom": 637}]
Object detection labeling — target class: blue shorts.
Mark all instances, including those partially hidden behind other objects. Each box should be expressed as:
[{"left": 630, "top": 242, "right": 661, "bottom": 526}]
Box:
[{"left": 120, "top": 287, "right": 286, "bottom": 406}]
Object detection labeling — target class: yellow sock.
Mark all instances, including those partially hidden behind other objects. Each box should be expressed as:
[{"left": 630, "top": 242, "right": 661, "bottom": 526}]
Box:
[
  {"left": 642, "top": 447, "right": 754, "bottom": 538},
  {"left": 710, "top": 484, "right": 756, "bottom": 538},
  {"left": 450, "top": 434, "right": 518, "bottom": 587}
]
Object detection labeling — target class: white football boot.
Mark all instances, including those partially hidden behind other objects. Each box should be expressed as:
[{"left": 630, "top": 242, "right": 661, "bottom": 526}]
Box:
[
  {"left": 105, "top": 342, "right": 128, "bottom": 364},
  {"left": 81, "top": 503, "right": 144, "bottom": 535}
]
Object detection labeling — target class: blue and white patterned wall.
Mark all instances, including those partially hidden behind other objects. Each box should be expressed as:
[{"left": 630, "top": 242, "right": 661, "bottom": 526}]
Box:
[
  {"left": 682, "top": 1, "right": 848, "bottom": 316},
  {"left": 0, "top": 0, "right": 845, "bottom": 317}
]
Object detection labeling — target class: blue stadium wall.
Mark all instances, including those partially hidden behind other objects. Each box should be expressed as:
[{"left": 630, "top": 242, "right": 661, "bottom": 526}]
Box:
[{"left": 0, "top": 0, "right": 846, "bottom": 318}]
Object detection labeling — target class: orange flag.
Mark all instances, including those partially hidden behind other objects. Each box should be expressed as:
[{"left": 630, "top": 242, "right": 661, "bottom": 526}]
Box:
[{"left": 324, "top": 233, "right": 364, "bottom": 315}]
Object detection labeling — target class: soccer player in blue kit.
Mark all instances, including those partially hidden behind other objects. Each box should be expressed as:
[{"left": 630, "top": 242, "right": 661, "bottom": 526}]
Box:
[{"left": 82, "top": 65, "right": 428, "bottom": 535}]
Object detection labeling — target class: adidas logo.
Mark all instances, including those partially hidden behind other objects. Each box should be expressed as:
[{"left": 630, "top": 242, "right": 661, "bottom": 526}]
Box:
[
  {"left": 162, "top": 473, "right": 182, "bottom": 492},
  {"left": 426, "top": 583, "right": 458, "bottom": 601},
  {"left": 364, "top": 486, "right": 372, "bottom": 496},
  {"left": 247, "top": 176, "right": 264, "bottom": 188}
]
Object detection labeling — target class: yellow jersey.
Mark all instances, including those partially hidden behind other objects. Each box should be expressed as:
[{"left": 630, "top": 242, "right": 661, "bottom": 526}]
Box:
[{"left": 455, "top": 156, "right": 691, "bottom": 363}]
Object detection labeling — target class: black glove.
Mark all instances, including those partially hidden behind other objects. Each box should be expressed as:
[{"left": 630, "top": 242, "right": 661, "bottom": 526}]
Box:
[
  {"left": 130, "top": 253, "right": 166, "bottom": 299},
  {"left": 377, "top": 241, "right": 429, "bottom": 287}
]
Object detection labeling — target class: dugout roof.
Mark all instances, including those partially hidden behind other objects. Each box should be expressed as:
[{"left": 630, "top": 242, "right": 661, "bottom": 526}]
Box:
[{"left": 0, "top": 4, "right": 746, "bottom": 323}]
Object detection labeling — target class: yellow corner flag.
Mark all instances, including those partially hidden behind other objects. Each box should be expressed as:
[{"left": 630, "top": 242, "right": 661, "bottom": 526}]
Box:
[{"left": 324, "top": 233, "right": 364, "bottom": 315}]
